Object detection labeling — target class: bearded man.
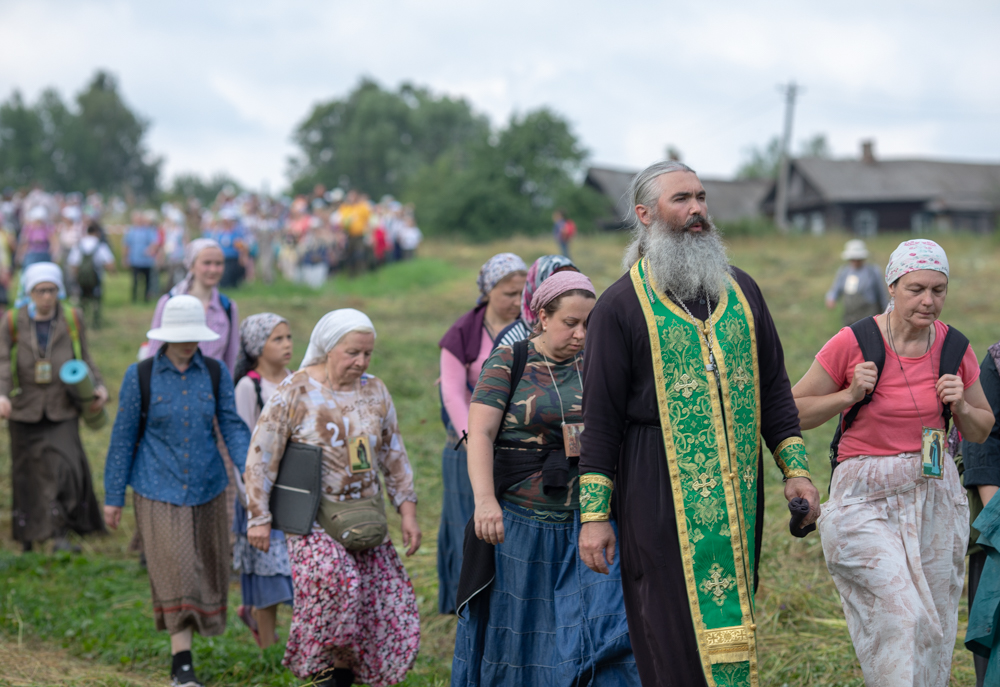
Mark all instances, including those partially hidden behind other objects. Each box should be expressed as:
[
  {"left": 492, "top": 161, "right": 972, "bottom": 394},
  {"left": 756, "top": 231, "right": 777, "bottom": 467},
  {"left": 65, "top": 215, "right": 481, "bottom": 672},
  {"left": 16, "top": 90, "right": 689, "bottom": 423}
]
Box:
[{"left": 578, "top": 161, "right": 820, "bottom": 687}]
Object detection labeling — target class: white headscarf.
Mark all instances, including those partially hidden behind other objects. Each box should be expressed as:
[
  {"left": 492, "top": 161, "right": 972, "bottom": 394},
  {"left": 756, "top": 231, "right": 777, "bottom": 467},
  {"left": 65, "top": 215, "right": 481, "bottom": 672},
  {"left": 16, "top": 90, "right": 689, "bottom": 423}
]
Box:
[
  {"left": 299, "top": 308, "right": 376, "bottom": 369},
  {"left": 21, "top": 262, "right": 65, "bottom": 296}
]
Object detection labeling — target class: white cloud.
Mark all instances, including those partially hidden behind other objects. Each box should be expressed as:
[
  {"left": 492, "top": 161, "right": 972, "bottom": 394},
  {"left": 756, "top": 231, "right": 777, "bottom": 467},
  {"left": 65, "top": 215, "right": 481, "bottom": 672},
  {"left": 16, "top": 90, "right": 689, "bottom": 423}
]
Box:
[{"left": 0, "top": 0, "right": 997, "bottom": 190}]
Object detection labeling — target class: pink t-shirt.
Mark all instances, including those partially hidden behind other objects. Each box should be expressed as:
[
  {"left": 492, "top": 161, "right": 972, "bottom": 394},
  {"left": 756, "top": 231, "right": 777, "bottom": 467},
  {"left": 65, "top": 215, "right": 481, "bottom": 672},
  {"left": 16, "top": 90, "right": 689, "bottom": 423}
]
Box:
[{"left": 816, "top": 319, "right": 980, "bottom": 460}]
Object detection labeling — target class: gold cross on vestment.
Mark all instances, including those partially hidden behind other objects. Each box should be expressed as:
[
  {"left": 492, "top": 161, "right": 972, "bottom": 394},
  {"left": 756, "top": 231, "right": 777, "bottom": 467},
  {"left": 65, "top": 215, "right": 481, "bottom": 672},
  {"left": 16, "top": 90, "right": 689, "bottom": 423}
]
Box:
[
  {"left": 692, "top": 474, "right": 718, "bottom": 499},
  {"left": 732, "top": 365, "right": 751, "bottom": 392},
  {"left": 673, "top": 374, "right": 698, "bottom": 398},
  {"left": 700, "top": 563, "right": 737, "bottom": 607}
]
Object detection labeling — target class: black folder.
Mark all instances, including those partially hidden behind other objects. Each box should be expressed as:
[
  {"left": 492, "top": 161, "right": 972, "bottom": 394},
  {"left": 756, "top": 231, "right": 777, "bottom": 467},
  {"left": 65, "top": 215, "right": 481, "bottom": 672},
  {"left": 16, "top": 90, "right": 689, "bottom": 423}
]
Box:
[{"left": 268, "top": 442, "right": 323, "bottom": 535}]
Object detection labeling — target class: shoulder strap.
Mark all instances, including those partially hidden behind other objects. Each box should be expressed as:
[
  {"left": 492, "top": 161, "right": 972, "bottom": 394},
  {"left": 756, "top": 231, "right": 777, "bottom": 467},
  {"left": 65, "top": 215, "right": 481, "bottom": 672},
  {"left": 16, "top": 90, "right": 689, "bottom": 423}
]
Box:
[
  {"left": 63, "top": 306, "right": 82, "bottom": 360},
  {"left": 8, "top": 308, "right": 18, "bottom": 396},
  {"left": 501, "top": 339, "right": 529, "bottom": 425},
  {"left": 247, "top": 370, "right": 264, "bottom": 410},
  {"left": 840, "top": 316, "right": 886, "bottom": 433},
  {"left": 218, "top": 293, "right": 232, "bottom": 324},
  {"left": 204, "top": 357, "right": 222, "bottom": 408},
  {"left": 938, "top": 325, "right": 970, "bottom": 433},
  {"left": 136, "top": 357, "right": 155, "bottom": 447}
]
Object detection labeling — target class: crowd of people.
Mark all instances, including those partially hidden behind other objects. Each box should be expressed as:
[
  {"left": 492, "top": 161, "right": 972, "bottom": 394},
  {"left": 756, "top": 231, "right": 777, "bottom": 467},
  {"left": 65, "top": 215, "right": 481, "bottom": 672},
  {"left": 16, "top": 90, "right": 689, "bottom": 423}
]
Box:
[
  {"left": 2, "top": 160, "right": 1000, "bottom": 687},
  {"left": 0, "top": 184, "right": 425, "bottom": 320}
]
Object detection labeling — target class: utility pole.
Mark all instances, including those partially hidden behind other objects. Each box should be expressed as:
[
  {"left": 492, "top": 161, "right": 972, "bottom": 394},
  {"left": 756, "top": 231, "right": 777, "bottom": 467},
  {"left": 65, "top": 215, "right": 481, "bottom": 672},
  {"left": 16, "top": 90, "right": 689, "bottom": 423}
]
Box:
[{"left": 773, "top": 81, "right": 801, "bottom": 232}]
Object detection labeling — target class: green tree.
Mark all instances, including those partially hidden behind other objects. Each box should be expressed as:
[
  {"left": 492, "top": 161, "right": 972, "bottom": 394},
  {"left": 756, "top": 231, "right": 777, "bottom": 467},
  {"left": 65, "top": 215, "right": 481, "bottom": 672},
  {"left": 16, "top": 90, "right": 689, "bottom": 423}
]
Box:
[
  {"left": 288, "top": 78, "right": 489, "bottom": 198},
  {"left": 0, "top": 70, "right": 160, "bottom": 197},
  {"left": 407, "top": 108, "right": 607, "bottom": 240},
  {"left": 736, "top": 133, "right": 830, "bottom": 180}
]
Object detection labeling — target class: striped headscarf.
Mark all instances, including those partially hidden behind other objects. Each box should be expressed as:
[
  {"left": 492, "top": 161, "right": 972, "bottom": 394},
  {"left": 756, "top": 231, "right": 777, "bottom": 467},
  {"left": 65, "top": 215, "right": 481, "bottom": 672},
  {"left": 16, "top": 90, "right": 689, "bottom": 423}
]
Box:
[{"left": 521, "top": 255, "right": 577, "bottom": 326}]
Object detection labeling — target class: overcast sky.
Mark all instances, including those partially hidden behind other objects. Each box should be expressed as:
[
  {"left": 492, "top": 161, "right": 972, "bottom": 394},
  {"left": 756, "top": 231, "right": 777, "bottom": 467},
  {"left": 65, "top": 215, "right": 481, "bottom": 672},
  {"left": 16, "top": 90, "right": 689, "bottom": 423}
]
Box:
[{"left": 1, "top": 0, "right": 997, "bottom": 192}]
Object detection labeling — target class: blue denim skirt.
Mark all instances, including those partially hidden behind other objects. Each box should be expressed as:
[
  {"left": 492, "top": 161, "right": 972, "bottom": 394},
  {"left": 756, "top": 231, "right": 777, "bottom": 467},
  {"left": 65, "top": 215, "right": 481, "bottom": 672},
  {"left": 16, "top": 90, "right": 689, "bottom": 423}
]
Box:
[
  {"left": 438, "top": 432, "right": 475, "bottom": 614},
  {"left": 451, "top": 503, "right": 640, "bottom": 687}
]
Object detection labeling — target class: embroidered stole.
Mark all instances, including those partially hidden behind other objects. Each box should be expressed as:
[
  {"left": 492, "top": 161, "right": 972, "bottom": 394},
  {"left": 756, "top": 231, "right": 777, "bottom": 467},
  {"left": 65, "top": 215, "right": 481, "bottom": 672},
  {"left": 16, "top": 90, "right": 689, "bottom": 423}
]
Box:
[{"left": 631, "top": 257, "right": 761, "bottom": 687}]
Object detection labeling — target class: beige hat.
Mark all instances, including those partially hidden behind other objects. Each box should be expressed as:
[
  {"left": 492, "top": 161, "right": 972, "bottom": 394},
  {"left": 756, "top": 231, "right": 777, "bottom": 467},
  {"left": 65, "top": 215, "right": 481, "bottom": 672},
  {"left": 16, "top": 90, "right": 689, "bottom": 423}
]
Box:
[
  {"left": 841, "top": 239, "right": 869, "bottom": 261},
  {"left": 146, "top": 295, "right": 221, "bottom": 343}
]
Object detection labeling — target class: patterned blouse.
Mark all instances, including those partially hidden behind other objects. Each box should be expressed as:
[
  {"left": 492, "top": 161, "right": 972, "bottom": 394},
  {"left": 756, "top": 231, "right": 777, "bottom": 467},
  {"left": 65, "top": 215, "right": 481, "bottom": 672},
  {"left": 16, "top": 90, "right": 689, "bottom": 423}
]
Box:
[
  {"left": 472, "top": 340, "right": 584, "bottom": 511},
  {"left": 244, "top": 370, "right": 417, "bottom": 529}
]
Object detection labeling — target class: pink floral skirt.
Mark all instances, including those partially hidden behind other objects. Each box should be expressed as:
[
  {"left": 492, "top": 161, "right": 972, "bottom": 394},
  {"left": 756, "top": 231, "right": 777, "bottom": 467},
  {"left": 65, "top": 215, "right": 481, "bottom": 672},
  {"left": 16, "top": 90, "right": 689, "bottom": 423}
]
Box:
[{"left": 283, "top": 531, "right": 420, "bottom": 686}]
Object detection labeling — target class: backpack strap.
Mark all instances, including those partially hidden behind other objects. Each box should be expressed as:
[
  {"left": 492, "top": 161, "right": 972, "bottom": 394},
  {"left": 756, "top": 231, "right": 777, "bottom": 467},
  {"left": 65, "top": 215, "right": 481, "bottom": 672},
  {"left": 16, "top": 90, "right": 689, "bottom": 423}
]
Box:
[
  {"left": 7, "top": 308, "right": 18, "bottom": 397},
  {"left": 246, "top": 370, "right": 264, "bottom": 410},
  {"left": 829, "top": 316, "right": 886, "bottom": 480},
  {"left": 938, "top": 325, "right": 970, "bottom": 434},
  {"left": 218, "top": 293, "right": 232, "bottom": 325},
  {"left": 501, "top": 339, "right": 529, "bottom": 427},
  {"left": 204, "top": 356, "right": 222, "bottom": 407},
  {"left": 63, "top": 306, "right": 83, "bottom": 361}
]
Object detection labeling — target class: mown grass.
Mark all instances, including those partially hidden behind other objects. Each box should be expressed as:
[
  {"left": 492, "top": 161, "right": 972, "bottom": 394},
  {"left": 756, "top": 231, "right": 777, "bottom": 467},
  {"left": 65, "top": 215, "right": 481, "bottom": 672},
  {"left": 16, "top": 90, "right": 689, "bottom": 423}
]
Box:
[{"left": 1, "top": 230, "right": 998, "bottom": 685}]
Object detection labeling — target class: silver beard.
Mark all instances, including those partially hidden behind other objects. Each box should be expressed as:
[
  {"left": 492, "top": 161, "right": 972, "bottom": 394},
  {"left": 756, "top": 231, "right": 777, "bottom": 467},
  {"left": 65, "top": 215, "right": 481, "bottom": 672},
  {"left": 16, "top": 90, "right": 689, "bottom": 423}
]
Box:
[{"left": 624, "top": 216, "right": 731, "bottom": 302}]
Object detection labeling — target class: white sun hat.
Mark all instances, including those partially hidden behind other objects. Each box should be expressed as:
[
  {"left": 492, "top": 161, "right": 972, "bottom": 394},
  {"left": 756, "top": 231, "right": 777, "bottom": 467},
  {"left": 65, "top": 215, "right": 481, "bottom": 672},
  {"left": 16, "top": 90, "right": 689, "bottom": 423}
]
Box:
[
  {"left": 146, "top": 295, "right": 221, "bottom": 343},
  {"left": 841, "top": 239, "right": 870, "bottom": 261}
]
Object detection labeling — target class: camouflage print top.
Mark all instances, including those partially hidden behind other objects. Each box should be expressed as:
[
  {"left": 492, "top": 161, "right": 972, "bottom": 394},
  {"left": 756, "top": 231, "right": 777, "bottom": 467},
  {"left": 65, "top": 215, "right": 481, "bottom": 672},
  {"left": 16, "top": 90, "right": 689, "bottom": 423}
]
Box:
[{"left": 471, "top": 340, "right": 583, "bottom": 512}]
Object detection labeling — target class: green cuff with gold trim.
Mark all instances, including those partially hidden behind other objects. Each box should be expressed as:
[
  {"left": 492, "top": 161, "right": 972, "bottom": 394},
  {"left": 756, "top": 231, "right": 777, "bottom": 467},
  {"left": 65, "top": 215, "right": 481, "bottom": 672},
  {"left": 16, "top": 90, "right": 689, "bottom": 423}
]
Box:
[
  {"left": 580, "top": 473, "right": 613, "bottom": 522},
  {"left": 774, "top": 437, "right": 810, "bottom": 480}
]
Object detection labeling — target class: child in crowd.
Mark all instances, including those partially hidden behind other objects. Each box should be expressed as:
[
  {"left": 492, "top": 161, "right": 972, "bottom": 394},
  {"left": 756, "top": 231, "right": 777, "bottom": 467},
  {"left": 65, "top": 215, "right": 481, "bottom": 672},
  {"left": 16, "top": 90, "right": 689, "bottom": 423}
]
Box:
[{"left": 232, "top": 313, "right": 295, "bottom": 649}]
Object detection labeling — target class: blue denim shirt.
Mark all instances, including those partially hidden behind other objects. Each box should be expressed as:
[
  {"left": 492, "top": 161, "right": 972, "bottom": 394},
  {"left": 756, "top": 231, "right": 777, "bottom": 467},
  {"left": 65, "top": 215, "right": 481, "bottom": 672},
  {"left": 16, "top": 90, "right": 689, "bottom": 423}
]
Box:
[{"left": 104, "top": 350, "right": 250, "bottom": 508}]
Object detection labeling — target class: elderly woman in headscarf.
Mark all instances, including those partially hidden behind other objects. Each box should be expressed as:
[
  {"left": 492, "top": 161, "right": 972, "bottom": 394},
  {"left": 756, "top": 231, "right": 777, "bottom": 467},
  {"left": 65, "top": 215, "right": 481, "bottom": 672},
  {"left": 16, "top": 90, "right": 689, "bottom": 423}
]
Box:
[
  {"left": 493, "top": 254, "right": 577, "bottom": 349},
  {"left": 0, "top": 262, "right": 107, "bottom": 553},
  {"left": 146, "top": 238, "right": 240, "bottom": 374},
  {"left": 792, "top": 239, "right": 994, "bottom": 685},
  {"left": 451, "top": 270, "right": 640, "bottom": 686},
  {"left": 436, "top": 252, "right": 527, "bottom": 614},
  {"left": 243, "top": 309, "right": 421, "bottom": 687}
]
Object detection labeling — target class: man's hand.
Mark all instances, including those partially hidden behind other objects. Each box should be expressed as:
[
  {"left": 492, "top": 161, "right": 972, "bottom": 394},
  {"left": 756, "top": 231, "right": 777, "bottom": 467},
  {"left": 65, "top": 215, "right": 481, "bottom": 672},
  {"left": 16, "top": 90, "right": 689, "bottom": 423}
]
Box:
[
  {"left": 579, "top": 521, "right": 616, "bottom": 574},
  {"left": 248, "top": 524, "right": 271, "bottom": 552},
  {"left": 784, "top": 477, "right": 820, "bottom": 527},
  {"left": 104, "top": 505, "right": 122, "bottom": 530}
]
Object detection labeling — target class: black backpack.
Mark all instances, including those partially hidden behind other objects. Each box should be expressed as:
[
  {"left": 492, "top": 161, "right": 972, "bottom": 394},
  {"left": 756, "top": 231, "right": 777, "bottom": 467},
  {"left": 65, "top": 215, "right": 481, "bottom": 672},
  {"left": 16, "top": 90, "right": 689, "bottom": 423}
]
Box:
[
  {"left": 77, "top": 244, "right": 101, "bottom": 291},
  {"left": 134, "top": 346, "right": 222, "bottom": 449},
  {"left": 828, "top": 317, "right": 969, "bottom": 486}
]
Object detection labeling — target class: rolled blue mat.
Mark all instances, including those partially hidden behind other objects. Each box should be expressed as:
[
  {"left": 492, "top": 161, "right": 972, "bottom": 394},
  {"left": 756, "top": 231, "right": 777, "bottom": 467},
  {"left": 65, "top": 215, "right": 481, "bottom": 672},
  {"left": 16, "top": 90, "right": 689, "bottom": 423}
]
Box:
[{"left": 59, "top": 359, "right": 90, "bottom": 386}]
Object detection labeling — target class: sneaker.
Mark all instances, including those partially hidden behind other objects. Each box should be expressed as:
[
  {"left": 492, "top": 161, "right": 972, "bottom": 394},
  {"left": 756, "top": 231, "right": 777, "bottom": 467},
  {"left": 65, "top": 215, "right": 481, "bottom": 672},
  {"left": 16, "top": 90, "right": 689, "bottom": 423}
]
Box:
[{"left": 170, "top": 662, "right": 204, "bottom": 687}]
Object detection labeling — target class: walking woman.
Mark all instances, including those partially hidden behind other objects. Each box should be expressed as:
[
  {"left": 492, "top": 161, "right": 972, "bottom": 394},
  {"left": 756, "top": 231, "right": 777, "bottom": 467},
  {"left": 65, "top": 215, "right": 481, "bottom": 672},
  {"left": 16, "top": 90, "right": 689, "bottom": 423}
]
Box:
[
  {"left": 0, "top": 262, "right": 107, "bottom": 552},
  {"left": 792, "top": 239, "right": 994, "bottom": 685},
  {"left": 437, "top": 252, "right": 527, "bottom": 614},
  {"left": 451, "top": 271, "right": 640, "bottom": 686},
  {"left": 243, "top": 309, "right": 421, "bottom": 687},
  {"left": 493, "top": 254, "right": 577, "bottom": 348},
  {"left": 147, "top": 238, "right": 240, "bottom": 374},
  {"left": 104, "top": 295, "right": 250, "bottom": 687},
  {"left": 232, "top": 313, "right": 295, "bottom": 649}
]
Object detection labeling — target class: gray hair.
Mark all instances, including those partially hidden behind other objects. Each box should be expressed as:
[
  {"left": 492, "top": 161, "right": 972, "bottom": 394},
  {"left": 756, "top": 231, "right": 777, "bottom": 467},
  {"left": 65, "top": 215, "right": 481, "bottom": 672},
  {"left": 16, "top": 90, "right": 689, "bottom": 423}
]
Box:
[{"left": 622, "top": 160, "right": 696, "bottom": 269}]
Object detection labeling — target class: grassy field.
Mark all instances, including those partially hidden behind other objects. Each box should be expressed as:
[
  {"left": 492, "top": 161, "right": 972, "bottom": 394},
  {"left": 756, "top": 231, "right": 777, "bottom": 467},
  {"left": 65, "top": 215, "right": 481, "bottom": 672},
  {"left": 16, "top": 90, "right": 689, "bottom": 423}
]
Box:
[{"left": 1, "top": 230, "right": 998, "bottom": 686}]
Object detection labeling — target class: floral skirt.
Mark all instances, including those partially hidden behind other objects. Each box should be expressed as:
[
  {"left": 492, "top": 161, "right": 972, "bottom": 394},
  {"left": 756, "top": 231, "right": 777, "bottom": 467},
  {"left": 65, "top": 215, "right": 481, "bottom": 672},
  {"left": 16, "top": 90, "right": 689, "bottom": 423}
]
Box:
[{"left": 283, "top": 530, "right": 420, "bottom": 686}]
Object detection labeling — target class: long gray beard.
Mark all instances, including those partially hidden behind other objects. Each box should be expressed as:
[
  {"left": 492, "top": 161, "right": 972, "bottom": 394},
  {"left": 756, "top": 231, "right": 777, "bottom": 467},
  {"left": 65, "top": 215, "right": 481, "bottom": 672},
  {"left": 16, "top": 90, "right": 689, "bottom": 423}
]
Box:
[{"left": 638, "top": 218, "right": 731, "bottom": 302}]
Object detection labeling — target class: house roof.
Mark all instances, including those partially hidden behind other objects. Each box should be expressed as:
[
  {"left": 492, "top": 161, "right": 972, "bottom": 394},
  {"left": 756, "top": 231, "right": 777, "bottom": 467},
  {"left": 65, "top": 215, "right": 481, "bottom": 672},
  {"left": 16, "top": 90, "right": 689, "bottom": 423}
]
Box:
[
  {"left": 793, "top": 158, "right": 1000, "bottom": 210},
  {"left": 584, "top": 165, "right": 770, "bottom": 224}
]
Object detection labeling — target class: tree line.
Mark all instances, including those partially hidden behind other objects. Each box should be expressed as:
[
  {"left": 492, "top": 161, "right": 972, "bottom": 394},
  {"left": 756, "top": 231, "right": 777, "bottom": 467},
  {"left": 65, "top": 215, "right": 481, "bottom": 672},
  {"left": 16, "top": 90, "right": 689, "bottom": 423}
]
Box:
[{"left": 0, "top": 71, "right": 609, "bottom": 239}]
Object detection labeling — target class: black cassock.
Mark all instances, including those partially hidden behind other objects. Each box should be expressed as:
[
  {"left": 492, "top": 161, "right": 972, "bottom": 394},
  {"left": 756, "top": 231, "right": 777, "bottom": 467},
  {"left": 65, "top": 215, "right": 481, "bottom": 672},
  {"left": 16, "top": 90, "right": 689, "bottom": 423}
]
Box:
[{"left": 579, "top": 267, "right": 804, "bottom": 686}]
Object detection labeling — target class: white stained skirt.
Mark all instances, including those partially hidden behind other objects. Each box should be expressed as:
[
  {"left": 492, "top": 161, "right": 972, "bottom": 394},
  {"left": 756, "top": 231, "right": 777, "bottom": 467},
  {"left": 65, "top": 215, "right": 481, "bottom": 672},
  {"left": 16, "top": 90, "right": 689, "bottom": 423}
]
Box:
[{"left": 818, "top": 452, "right": 969, "bottom": 687}]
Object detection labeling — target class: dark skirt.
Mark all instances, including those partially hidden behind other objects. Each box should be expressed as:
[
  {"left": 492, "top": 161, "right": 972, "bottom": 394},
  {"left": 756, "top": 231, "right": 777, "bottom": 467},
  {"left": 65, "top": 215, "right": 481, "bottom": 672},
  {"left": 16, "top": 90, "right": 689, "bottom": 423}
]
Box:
[
  {"left": 438, "top": 431, "right": 475, "bottom": 614},
  {"left": 134, "top": 492, "right": 229, "bottom": 636},
  {"left": 9, "top": 417, "right": 104, "bottom": 544},
  {"left": 451, "top": 503, "right": 640, "bottom": 687}
]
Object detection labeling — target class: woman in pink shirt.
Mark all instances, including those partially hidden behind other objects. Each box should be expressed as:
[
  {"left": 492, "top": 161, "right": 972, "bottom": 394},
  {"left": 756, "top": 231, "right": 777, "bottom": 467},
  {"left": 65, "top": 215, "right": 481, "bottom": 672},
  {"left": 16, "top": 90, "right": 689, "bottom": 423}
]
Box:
[
  {"left": 436, "top": 252, "right": 526, "bottom": 615},
  {"left": 793, "top": 239, "right": 994, "bottom": 685}
]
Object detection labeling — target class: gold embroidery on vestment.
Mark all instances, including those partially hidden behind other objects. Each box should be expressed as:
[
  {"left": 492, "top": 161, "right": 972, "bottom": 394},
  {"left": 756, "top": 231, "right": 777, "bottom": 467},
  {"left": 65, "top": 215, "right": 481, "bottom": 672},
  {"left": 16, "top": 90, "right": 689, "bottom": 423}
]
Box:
[{"left": 700, "top": 563, "right": 737, "bottom": 607}]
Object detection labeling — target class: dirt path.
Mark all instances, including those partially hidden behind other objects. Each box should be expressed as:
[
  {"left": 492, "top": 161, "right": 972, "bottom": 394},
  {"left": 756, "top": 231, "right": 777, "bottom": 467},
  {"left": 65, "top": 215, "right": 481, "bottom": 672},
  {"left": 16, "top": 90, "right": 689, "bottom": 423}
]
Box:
[{"left": 0, "top": 641, "right": 159, "bottom": 687}]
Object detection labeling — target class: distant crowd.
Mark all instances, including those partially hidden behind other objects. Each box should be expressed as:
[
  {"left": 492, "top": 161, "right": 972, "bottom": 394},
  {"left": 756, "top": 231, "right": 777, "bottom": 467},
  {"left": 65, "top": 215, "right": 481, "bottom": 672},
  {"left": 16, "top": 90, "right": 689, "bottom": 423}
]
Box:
[{"left": 0, "top": 184, "right": 424, "bottom": 315}]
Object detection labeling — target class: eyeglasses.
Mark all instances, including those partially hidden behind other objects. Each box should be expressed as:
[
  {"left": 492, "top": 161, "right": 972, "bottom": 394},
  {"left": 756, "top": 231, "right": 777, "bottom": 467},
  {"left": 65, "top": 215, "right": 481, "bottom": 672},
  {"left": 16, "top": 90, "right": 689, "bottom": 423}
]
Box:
[{"left": 32, "top": 287, "right": 59, "bottom": 296}]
